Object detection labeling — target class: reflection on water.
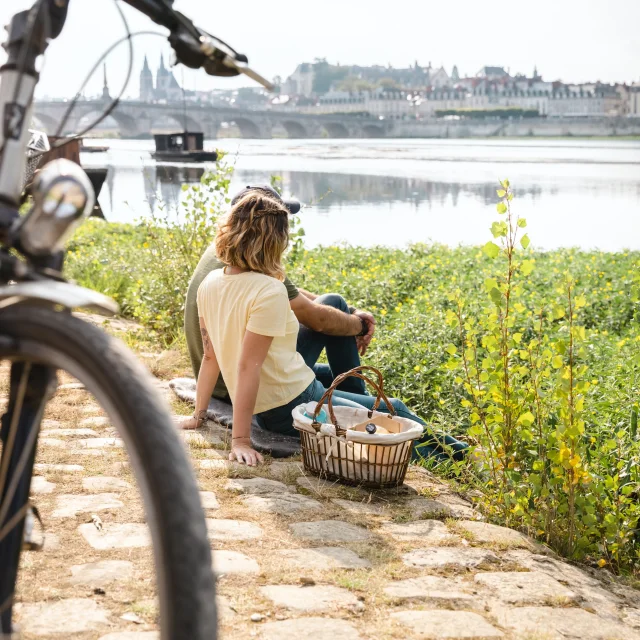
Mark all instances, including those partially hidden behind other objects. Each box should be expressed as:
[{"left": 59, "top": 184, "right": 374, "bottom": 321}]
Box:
[{"left": 86, "top": 138, "right": 640, "bottom": 251}]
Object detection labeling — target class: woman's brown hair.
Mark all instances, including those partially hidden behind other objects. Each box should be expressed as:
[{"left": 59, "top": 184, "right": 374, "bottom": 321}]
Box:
[{"left": 215, "top": 191, "right": 290, "bottom": 280}]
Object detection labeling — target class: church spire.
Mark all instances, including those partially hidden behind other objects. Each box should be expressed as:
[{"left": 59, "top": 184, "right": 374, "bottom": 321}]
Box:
[{"left": 101, "top": 63, "right": 110, "bottom": 100}]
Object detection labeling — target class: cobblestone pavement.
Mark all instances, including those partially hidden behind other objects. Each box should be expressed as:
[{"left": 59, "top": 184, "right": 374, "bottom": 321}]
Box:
[{"left": 13, "top": 374, "right": 640, "bottom": 640}]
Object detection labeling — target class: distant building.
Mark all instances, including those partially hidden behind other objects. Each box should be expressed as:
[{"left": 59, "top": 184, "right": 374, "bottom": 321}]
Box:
[
  {"left": 139, "top": 54, "right": 183, "bottom": 103},
  {"left": 476, "top": 66, "right": 510, "bottom": 81},
  {"left": 283, "top": 63, "right": 315, "bottom": 97}
]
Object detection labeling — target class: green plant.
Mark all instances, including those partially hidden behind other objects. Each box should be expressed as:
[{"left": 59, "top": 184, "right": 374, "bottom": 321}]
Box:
[{"left": 444, "top": 180, "right": 640, "bottom": 567}]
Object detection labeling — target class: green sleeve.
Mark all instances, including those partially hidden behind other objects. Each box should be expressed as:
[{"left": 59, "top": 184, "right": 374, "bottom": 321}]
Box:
[{"left": 283, "top": 276, "right": 299, "bottom": 301}]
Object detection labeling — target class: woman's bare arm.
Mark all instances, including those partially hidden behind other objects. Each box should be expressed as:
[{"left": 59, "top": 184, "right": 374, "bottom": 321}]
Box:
[
  {"left": 180, "top": 317, "right": 220, "bottom": 430},
  {"left": 230, "top": 330, "right": 273, "bottom": 465}
]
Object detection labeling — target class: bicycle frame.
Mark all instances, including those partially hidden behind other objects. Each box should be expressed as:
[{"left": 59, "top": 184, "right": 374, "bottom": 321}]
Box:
[{"left": 0, "top": 1, "right": 268, "bottom": 632}]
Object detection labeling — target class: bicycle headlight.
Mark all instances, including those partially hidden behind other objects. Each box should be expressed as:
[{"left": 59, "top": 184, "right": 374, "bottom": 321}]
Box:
[{"left": 18, "top": 159, "right": 95, "bottom": 256}]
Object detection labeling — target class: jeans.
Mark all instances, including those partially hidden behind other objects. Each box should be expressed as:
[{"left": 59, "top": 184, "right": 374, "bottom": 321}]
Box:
[
  {"left": 257, "top": 379, "right": 468, "bottom": 462},
  {"left": 296, "top": 293, "right": 366, "bottom": 395}
]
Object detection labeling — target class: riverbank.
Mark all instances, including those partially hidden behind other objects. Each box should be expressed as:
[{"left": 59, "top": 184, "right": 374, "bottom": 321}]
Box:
[
  {"left": 21, "top": 349, "right": 640, "bottom": 637},
  {"left": 66, "top": 216, "right": 640, "bottom": 571}
]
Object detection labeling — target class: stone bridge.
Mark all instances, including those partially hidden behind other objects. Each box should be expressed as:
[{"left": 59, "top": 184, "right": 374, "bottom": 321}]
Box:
[{"left": 32, "top": 99, "right": 393, "bottom": 139}]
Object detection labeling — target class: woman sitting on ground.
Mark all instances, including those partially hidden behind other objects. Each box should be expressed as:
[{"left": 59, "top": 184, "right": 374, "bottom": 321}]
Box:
[{"left": 181, "top": 191, "right": 467, "bottom": 466}]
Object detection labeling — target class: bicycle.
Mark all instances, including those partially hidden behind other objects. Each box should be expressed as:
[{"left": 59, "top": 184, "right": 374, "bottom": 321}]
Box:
[{"left": 0, "top": 1, "right": 272, "bottom": 637}]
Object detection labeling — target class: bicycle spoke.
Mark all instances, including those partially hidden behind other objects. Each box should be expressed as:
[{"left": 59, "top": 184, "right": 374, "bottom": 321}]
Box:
[
  {"left": 0, "top": 503, "right": 28, "bottom": 545},
  {"left": 0, "top": 363, "right": 31, "bottom": 506},
  {"left": 0, "top": 363, "right": 47, "bottom": 530}
]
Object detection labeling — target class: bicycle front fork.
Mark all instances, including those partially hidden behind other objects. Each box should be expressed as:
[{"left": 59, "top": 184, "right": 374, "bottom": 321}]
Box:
[{"left": 0, "top": 361, "right": 56, "bottom": 636}]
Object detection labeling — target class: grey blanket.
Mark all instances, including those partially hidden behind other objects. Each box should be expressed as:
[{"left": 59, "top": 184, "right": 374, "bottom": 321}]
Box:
[{"left": 169, "top": 378, "right": 300, "bottom": 458}]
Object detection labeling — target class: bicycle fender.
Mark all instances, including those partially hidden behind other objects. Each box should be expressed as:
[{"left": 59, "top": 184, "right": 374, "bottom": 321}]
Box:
[{"left": 0, "top": 281, "right": 118, "bottom": 315}]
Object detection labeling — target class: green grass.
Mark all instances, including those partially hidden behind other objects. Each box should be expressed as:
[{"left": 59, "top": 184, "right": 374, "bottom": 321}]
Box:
[{"left": 65, "top": 204, "right": 640, "bottom": 572}]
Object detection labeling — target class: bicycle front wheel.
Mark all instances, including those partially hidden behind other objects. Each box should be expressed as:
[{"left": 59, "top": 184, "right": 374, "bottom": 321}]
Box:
[{"left": 0, "top": 305, "right": 216, "bottom": 639}]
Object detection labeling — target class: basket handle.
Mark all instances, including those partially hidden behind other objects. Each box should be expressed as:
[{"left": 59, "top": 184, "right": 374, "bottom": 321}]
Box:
[{"left": 313, "top": 366, "right": 396, "bottom": 434}]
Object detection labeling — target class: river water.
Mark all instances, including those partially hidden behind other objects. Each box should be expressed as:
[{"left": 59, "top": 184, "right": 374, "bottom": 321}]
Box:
[{"left": 81, "top": 138, "right": 640, "bottom": 251}]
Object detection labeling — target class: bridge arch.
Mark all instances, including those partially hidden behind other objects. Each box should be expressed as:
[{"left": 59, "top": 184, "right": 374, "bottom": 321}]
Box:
[
  {"left": 362, "top": 123, "right": 385, "bottom": 138},
  {"left": 280, "top": 120, "right": 309, "bottom": 139},
  {"left": 168, "top": 112, "right": 204, "bottom": 132},
  {"left": 322, "top": 122, "right": 349, "bottom": 138},
  {"left": 31, "top": 113, "right": 58, "bottom": 135},
  {"left": 75, "top": 109, "right": 137, "bottom": 137}
]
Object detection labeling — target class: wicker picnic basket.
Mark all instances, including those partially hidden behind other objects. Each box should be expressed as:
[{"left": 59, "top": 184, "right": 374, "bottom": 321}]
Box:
[{"left": 292, "top": 366, "right": 423, "bottom": 488}]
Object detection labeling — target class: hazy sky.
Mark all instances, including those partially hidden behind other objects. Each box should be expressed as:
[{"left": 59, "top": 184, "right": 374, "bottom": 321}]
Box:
[{"left": 1, "top": 0, "right": 639, "bottom": 99}]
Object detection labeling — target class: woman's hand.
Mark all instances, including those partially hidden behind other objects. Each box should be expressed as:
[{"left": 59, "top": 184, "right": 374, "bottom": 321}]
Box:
[
  {"left": 178, "top": 416, "right": 202, "bottom": 430},
  {"left": 229, "top": 437, "right": 264, "bottom": 466}
]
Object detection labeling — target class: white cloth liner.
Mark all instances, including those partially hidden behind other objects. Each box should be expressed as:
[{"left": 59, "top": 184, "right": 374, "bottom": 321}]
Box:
[{"left": 292, "top": 401, "right": 422, "bottom": 484}]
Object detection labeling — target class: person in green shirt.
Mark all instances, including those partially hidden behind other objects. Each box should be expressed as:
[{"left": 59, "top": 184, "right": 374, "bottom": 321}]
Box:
[{"left": 184, "top": 184, "right": 376, "bottom": 404}]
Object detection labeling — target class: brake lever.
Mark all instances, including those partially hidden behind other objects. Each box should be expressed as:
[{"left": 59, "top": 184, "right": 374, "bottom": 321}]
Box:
[{"left": 166, "top": 12, "right": 274, "bottom": 90}]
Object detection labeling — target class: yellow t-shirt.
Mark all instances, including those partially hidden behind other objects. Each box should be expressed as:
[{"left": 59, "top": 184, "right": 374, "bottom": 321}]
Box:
[{"left": 197, "top": 269, "right": 315, "bottom": 414}]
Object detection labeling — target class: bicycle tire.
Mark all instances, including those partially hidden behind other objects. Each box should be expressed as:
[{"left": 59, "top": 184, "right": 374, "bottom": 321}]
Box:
[{"left": 0, "top": 305, "right": 216, "bottom": 639}]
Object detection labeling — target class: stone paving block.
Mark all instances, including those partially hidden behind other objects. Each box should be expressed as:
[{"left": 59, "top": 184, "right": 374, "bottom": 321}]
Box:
[
  {"left": 78, "top": 522, "right": 151, "bottom": 550},
  {"left": 624, "top": 608, "right": 640, "bottom": 629},
  {"left": 225, "top": 477, "right": 293, "bottom": 495},
  {"left": 199, "top": 491, "right": 220, "bottom": 510},
  {"left": 30, "top": 476, "right": 55, "bottom": 494},
  {"left": 82, "top": 404, "right": 102, "bottom": 414},
  {"left": 16, "top": 598, "right": 111, "bottom": 635},
  {"left": 83, "top": 476, "right": 132, "bottom": 492},
  {"left": 41, "top": 419, "right": 63, "bottom": 429},
  {"left": 456, "top": 520, "right": 535, "bottom": 549},
  {"left": 216, "top": 595, "right": 237, "bottom": 622},
  {"left": 205, "top": 518, "right": 263, "bottom": 541},
  {"left": 259, "top": 617, "right": 362, "bottom": 640},
  {"left": 331, "top": 498, "right": 392, "bottom": 517},
  {"left": 38, "top": 437, "right": 66, "bottom": 448},
  {"left": 241, "top": 493, "right": 322, "bottom": 515},
  {"left": 260, "top": 584, "right": 359, "bottom": 612},
  {"left": 403, "top": 547, "right": 500, "bottom": 569},
  {"left": 41, "top": 428, "right": 99, "bottom": 438},
  {"left": 384, "top": 575, "right": 482, "bottom": 608},
  {"left": 198, "top": 458, "right": 231, "bottom": 470},
  {"left": 34, "top": 462, "right": 84, "bottom": 473},
  {"left": 43, "top": 532, "right": 60, "bottom": 550},
  {"left": 475, "top": 571, "right": 578, "bottom": 605},
  {"left": 381, "top": 519, "right": 459, "bottom": 543},
  {"left": 52, "top": 493, "right": 124, "bottom": 518},
  {"left": 80, "top": 416, "right": 110, "bottom": 427},
  {"left": 182, "top": 430, "right": 223, "bottom": 446},
  {"left": 406, "top": 496, "right": 479, "bottom": 520},
  {"left": 70, "top": 559, "right": 133, "bottom": 585},
  {"left": 506, "top": 551, "right": 602, "bottom": 589},
  {"left": 212, "top": 550, "right": 260, "bottom": 576},
  {"left": 494, "top": 606, "right": 640, "bottom": 639},
  {"left": 275, "top": 546, "right": 372, "bottom": 570},
  {"left": 290, "top": 520, "right": 372, "bottom": 542},
  {"left": 59, "top": 382, "right": 86, "bottom": 390},
  {"left": 99, "top": 634, "right": 159, "bottom": 640},
  {"left": 391, "top": 610, "right": 504, "bottom": 638},
  {"left": 76, "top": 437, "right": 124, "bottom": 449}
]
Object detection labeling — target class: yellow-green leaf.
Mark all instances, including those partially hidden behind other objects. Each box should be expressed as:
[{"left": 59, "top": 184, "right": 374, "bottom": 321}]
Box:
[
  {"left": 520, "top": 234, "right": 531, "bottom": 249},
  {"left": 483, "top": 241, "right": 500, "bottom": 259},
  {"left": 445, "top": 344, "right": 457, "bottom": 355},
  {"left": 496, "top": 189, "right": 506, "bottom": 197},
  {"left": 517, "top": 218, "right": 527, "bottom": 228},
  {"left": 496, "top": 202, "right": 507, "bottom": 215},
  {"left": 521, "top": 260, "right": 534, "bottom": 276},
  {"left": 552, "top": 355, "right": 563, "bottom": 369},
  {"left": 513, "top": 333, "right": 523, "bottom": 344},
  {"left": 517, "top": 411, "right": 535, "bottom": 427},
  {"left": 484, "top": 278, "right": 498, "bottom": 292}
]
